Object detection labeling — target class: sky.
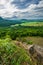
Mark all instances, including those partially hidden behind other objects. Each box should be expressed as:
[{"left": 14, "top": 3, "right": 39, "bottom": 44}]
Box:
[{"left": 0, "top": 0, "right": 43, "bottom": 19}]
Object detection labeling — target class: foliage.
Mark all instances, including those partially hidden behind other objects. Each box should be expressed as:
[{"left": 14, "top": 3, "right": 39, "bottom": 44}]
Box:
[
  {"left": 0, "top": 26, "right": 43, "bottom": 40},
  {"left": 27, "top": 41, "right": 33, "bottom": 45},
  {"left": 0, "top": 22, "right": 43, "bottom": 65},
  {"left": 0, "top": 39, "right": 33, "bottom": 65}
]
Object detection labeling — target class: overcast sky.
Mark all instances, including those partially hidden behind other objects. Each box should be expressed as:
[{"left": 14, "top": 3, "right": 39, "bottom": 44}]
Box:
[{"left": 0, "top": 0, "right": 43, "bottom": 19}]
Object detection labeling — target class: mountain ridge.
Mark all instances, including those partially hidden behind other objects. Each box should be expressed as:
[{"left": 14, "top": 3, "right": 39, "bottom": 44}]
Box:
[{"left": 0, "top": 17, "right": 43, "bottom": 27}]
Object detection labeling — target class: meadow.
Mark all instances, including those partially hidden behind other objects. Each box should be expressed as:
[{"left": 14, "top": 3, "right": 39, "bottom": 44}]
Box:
[{"left": 20, "top": 22, "right": 43, "bottom": 26}]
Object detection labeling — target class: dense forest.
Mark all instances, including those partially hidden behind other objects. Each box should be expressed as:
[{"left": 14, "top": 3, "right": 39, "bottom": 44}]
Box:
[{"left": 0, "top": 26, "right": 43, "bottom": 40}]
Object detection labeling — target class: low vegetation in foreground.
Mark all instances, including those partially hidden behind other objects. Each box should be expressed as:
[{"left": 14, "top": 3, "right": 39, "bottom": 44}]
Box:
[{"left": 0, "top": 38, "right": 33, "bottom": 65}]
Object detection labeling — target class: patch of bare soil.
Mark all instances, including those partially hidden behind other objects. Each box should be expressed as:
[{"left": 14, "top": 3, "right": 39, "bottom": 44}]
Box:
[{"left": 23, "top": 36, "right": 43, "bottom": 47}]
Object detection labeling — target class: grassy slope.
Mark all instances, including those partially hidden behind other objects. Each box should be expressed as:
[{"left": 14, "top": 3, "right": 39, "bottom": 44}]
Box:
[{"left": 0, "top": 38, "right": 33, "bottom": 65}]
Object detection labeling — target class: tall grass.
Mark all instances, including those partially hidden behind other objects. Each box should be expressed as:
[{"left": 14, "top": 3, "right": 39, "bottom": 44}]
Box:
[{"left": 0, "top": 38, "right": 33, "bottom": 65}]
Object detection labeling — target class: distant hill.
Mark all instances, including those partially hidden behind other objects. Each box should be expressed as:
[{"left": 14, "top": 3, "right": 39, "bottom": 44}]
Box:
[
  {"left": 0, "top": 17, "right": 5, "bottom": 22},
  {"left": 0, "top": 17, "right": 43, "bottom": 27},
  {"left": 0, "top": 17, "right": 24, "bottom": 27},
  {"left": 0, "top": 17, "right": 3, "bottom": 20}
]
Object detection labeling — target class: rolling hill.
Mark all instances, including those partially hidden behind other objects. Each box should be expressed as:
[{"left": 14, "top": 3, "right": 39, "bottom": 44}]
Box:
[{"left": 0, "top": 17, "right": 43, "bottom": 27}]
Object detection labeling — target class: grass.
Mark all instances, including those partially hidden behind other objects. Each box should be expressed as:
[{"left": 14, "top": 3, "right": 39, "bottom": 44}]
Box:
[
  {"left": 27, "top": 41, "right": 33, "bottom": 45},
  {"left": 0, "top": 21, "right": 43, "bottom": 65},
  {"left": 0, "top": 22, "right": 43, "bottom": 40},
  {"left": 0, "top": 20, "right": 43, "bottom": 65},
  {"left": 0, "top": 38, "right": 33, "bottom": 65},
  {"left": 16, "top": 37, "right": 33, "bottom": 45},
  {"left": 20, "top": 22, "right": 43, "bottom": 26},
  {"left": 23, "top": 36, "right": 43, "bottom": 46}
]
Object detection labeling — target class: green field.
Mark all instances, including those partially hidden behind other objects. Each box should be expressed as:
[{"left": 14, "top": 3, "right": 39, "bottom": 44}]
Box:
[
  {"left": 0, "top": 22, "right": 43, "bottom": 45},
  {"left": 0, "top": 21, "right": 43, "bottom": 65},
  {"left": 14, "top": 22, "right": 43, "bottom": 26},
  {"left": 0, "top": 21, "right": 43, "bottom": 41},
  {"left": 21, "top": 22, "right": 43, "bottom": 26}
]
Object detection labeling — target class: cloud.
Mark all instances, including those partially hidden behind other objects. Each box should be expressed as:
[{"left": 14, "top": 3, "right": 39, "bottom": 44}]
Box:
[
  {"left": 0, "top": 0, "right": 16, "bottom": 18},
  {"left": 0, "top": 0, "right": 43, "bottom": 19},
  {"left": 17, "top": 0, "right": 43, "bottom": 19},
  {"left": 11, "top": 0, "right": 41, "bottom": 9}
]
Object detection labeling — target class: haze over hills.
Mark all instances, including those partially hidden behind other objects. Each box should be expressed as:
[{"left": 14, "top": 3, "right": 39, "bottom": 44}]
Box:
[
  {"left": 0, "top": 17, "right": 24, "bottom": 27},
  {"left": 0, "top": 17, "right": 43, "bottom": 27}
]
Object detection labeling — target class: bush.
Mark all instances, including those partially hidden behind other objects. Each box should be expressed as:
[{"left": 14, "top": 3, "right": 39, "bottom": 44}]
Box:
[{"left": 27, "top": 41, "right": 33, "bottom": 45}]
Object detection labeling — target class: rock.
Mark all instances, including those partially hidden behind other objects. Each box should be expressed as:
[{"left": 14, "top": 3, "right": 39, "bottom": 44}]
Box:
[{"left": 29, "top": 45, "right": 43, "bottom": 65}]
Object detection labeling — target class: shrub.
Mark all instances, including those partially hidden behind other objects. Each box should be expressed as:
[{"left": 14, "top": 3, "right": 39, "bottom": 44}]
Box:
[{"left": 27, "top": 41, "right": 33, "bottom": 45}]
